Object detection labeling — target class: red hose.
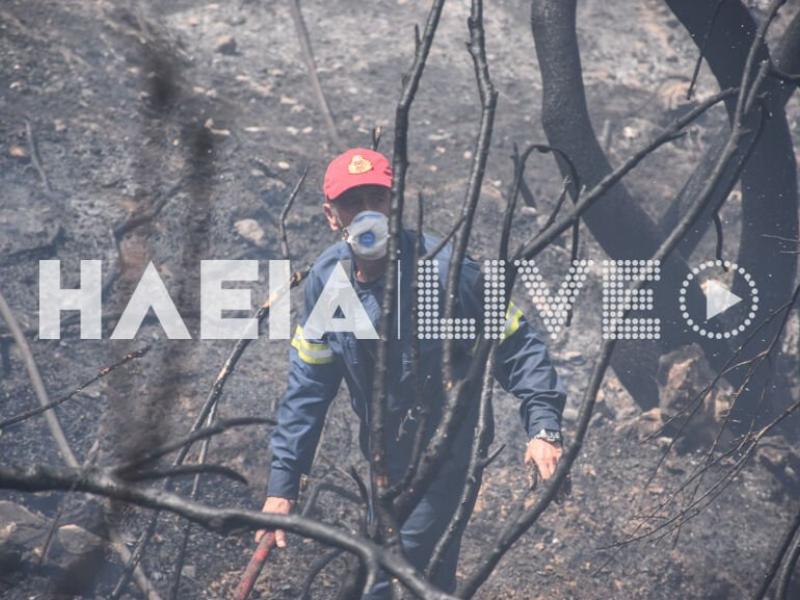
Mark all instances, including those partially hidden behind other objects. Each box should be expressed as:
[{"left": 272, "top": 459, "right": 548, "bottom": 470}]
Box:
[{"left": 235, "top": 532, "right": 275, "bottom": 600}]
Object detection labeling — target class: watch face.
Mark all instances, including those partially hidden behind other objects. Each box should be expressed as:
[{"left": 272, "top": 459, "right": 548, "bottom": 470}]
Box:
[{"left": 535, "top": 429, "right": 562, "bottom": 442}]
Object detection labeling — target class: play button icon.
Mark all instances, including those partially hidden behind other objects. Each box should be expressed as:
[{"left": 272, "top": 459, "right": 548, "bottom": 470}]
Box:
[
  {"left": 702, "top": 279, "right": 743, "bottom": 320},
  {"left": 679, "top": 260, "right": 759, "bottom": 340}
]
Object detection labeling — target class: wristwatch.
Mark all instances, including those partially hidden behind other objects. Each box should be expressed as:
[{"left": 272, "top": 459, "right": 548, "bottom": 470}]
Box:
[{"left": 532, "top": 428, "right": 562, "bottom": 444}]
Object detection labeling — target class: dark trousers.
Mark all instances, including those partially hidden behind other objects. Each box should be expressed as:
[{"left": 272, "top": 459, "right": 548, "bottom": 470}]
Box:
[{"left": 363, "top": 464, "right": 479, "bottom": 599}]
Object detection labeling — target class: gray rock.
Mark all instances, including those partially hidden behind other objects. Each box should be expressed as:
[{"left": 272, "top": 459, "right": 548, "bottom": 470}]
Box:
[
  {"left": 215, "top": 35, "right": 238, "bottom": 55},
  {"left": 235, "top": 218, "right": 266, "bottom": 247},
  {"left": 56, "top": 524, "right": 104, "bottom": 557},
  {"left": 0, "top": 500, "right": 47, "bottom": 571},
  {"left": 0, "top": 184, "right": 60, "bottom": 258},
  {"left": 0, "top": 500, "right": 47, "bottom": 550}
]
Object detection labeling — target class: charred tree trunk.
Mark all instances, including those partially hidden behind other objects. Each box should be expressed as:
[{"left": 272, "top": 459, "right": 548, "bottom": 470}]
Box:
[
  {"left": 530, "top": 0, "right": 685, "bottom": 410},
  {"left": 529, "top": 0, "right": 799, "bottom": 423},
  {"left": 663, "top": 0, "right": 799, "bottom": 428}
]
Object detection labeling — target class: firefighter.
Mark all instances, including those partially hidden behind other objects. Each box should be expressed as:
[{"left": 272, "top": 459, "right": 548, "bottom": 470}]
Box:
[{"left": 257, "top": 147, "right": 566, "bottom": 597}]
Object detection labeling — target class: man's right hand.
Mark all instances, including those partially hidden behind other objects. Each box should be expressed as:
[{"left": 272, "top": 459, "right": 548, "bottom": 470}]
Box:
[{"left": 255, "top": 496, "right": 295, "bottom": 547}]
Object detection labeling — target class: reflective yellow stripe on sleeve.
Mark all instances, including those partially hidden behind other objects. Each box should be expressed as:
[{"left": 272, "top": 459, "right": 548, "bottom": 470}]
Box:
[
  {"left": 500, "top": 303, "right": 524, "bottom": 342},
  {"left": 291, "top": 325, "right": 335, "bottom": 365}
]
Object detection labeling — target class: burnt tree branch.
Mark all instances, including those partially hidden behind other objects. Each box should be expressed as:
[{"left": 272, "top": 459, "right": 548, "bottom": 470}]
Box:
[
  {"left": 0, "top": 464, "right": 457, "bottom": 600},
  {"left": 371, "top": 0, "right": 446, "bottom": 545},
  {"left": 442, "top": 0, "right": 498, "bottom": 387}
]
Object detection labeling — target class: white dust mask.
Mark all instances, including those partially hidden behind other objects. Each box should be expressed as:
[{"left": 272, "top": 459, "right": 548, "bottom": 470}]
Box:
[{"left": 343, "top": 210, "right": 389, "bottom": 260}]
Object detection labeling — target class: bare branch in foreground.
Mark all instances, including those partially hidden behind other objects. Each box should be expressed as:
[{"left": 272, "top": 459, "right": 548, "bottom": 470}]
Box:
[
  {"left": 300, "top": 549, "right": 345, "bottom": 600},
  {"left": 395, "top": 84, "right": 736, "bottom": 543},
  {"left": 442, "top": 0, "right": 498, "bottom": 388},
  {"left": 0, "top": 464, "right": 457, "bottom": 600},
  {"left": 371, "top": 0, "right": 447, "bottom": 546},
  {"left": 125, "top": 464, "right": 249, "bottom": 486},
  {"left": 427, "top": 345, "right": 497, "bottom": 580},
  {"left": 600, "top": 281, "right": 800, "bottom": 554}
]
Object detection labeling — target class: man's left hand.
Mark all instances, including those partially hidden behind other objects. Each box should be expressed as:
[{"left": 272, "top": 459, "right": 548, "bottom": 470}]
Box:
[{"left": 524, "top": 438, "right": 562, "bottom": 480}]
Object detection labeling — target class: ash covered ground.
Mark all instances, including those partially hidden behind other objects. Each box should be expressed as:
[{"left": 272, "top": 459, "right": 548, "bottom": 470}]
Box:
[{"left": 1, "top": 0, "right": 799, "bottom": 598}]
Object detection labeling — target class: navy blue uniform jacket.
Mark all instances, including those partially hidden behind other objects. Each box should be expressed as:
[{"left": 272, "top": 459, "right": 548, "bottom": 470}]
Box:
[{"left": 268, "top": 229, "right": 566, "bottom": 499}]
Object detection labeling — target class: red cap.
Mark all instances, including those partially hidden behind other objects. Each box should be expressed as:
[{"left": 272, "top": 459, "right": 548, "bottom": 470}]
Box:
[{"left": 323, "top": 147, "right": 393, "bottom": 202}]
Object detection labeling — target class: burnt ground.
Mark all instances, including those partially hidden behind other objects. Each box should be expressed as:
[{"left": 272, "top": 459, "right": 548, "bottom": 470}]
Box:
[{"left": 1, "top": 0, "right": 800, "bottom": 598}]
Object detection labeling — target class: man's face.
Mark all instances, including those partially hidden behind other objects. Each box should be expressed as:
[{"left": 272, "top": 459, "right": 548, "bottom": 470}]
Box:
[{"left": 323, "top": 185, "right": 391, "bottom": 231}]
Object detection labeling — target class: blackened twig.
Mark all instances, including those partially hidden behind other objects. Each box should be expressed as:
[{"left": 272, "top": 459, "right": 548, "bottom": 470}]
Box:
[
  {"left": 602, "top": 370, "right": 800, "bottom": 554},
  {"left": 776, "top": 519, "right": 800, "bottom": 599},
  {"left": 713, "top": 210, "right": 728, "bottom": 271},
  {"left": 769, "top": 65, "right": 800, "bottom": 84},
  {"left": 503, "top": 143, "right": 579, "bottom": 259},
  {"left": 114, "top": 417, "right": 274, "bottom": 475},
  {"left": 499, "top": 143, "right": 531, "bottom": 261},
  {"left": 384, "top": 194, "right": 428, "bottom": 502},
  {"left": 567, "top": 107, "right": 773, "bottom": 585},
  {"left": 515, "top": 88, "right": 736, "bottom": 263},
  {"left": 458, "top": 332, "right": 614, "bottom": 596},
  {"left": 300, "top": 549, "right": 345, "bottom": 600},
  {"left": 686, "top": 0, "right": 726, "bottom": 100},
  {"left": 288, "top": 0, "right": 342, "bottom": 149},
  {"left": 743, "top": 59, "right": 771, "bottom": 116},
  {"left": 39, "top": 440, "right": 100, "bottom": 567},
  {"left": 481, "top": 443, "right": 505, "bottom": 469},
  {"left": 734, "top": 0, "right": 787, "bottom": 126},
  {"left": 642, "top": 268, "right": 791, "bottom": 446},
  {"left": 755, "top": 507, "right": 800, "bottom": 599},
  {"left": 507, "top": 143, "right": 581, "bottom": 273},
  {"left": 371, "top": 126, "right": 383, "bottom": 151},
  {"left": 126, "top": 464, "right": 248, "bottom": 485},
  {"left": 0, "top": 290, "right": 76, "bottom": 465},
  {"left": 713, "top": 210, "right": 727, "bottom": 268},
  {"left": 113, "top": 179, "right": 184, "bottom": 239},
  {"left": 391, "top": 0, "right": 503, "bottom": 528},
  {"left": 420, "top": 215, "right": 465, "bottom": 261},
  {"left": 611, "top": 280, "right": 800, "bottom": 552},
  {"left": 279, "top": 167, "right": 308, "bottom": 259},
  {"left": 0, "top": 346, "right": 150, "bottom": 430},
  {"left": 24, "top": 118, "right": 53, "bottom": 195}
]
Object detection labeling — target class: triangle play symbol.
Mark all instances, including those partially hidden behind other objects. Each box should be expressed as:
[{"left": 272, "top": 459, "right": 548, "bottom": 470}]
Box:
[{"left": 704, "top": 280, "right": 742, "bottom": 320}]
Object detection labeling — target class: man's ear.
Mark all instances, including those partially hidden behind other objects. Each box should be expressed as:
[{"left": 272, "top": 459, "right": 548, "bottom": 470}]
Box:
[{"left": 323, "top": 201, "right": 340, "bottom": 231}]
